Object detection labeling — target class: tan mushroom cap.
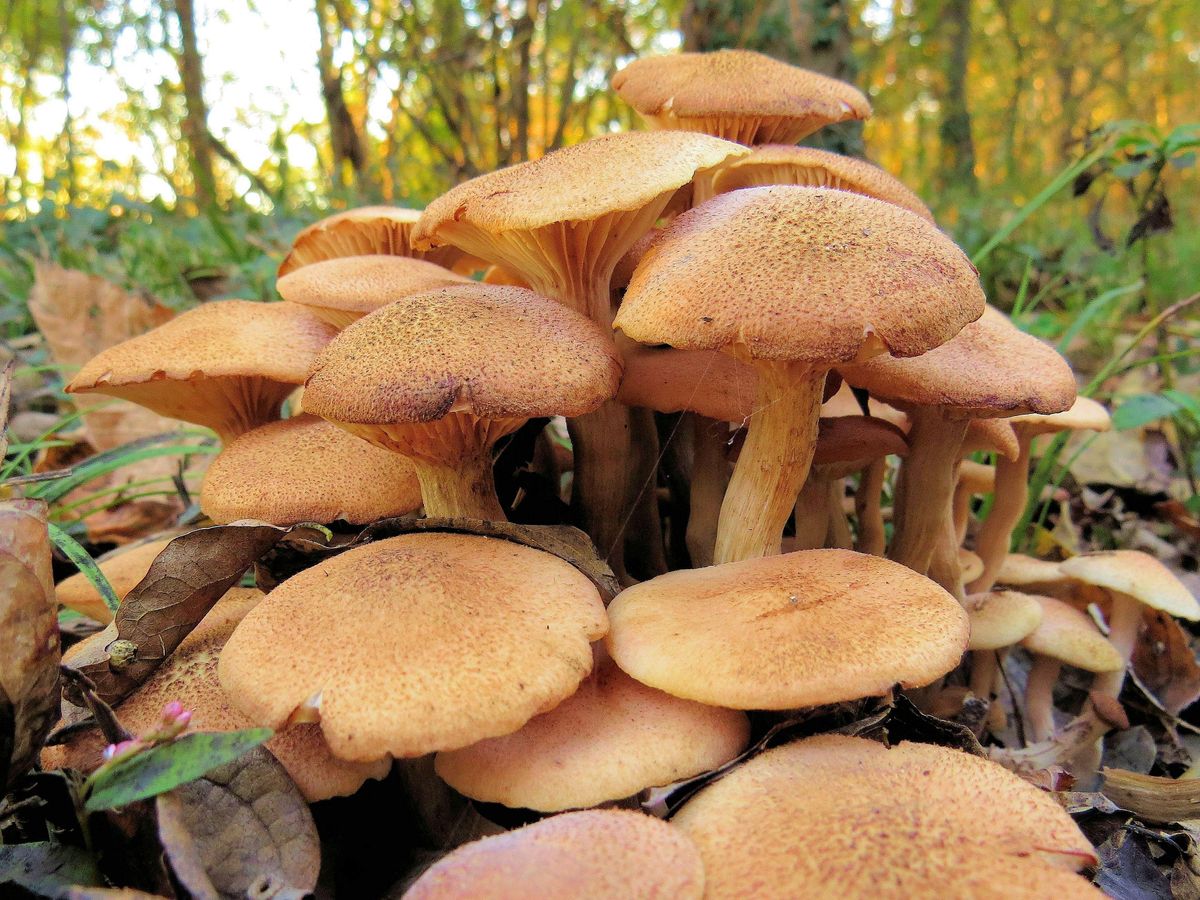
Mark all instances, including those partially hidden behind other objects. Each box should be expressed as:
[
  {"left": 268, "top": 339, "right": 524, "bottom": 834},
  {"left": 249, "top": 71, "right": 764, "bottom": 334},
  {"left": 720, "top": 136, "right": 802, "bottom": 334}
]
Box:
[
  {"left": 66, "top": 300, "right": 337, "bottom": 442},
  {"left": 612, "top": 50, "right": 870, "bottom": 145},
  {"left": 959, "top": 548, "right": 985, "bottom": 584},
  {"left": 958, "top": 459, "right": 996, "bottom": 494},
  {"left": 1010, "top": 395, "right": 1111, "bottom": 435},
  {"left": 199, "top": 414, "right": 422, "bottom": 526},
  {"left": 812, "top": 415, "right": 908, "bottom": 466},
  {"left": 672, "top": 734, "right": 1098, "bottom": 899},
  {"left": 615, "top": 343, "right": 757, "bottom": 422},
  {"left": 964, "top": 416, "right": 1020, "bottom": 461},
  {"left": 713, "top": 146, "right": 933, "bottom": 221},
  {"left": 999, "top": 553, "right": 1074, "bottom": 587},
  {"left": 219, "top": 533, "right": 607, "bottom": 761},
  {"left": 820, "top": 382, "right": 908, "bottom": 429},
  {"left": 1059, "top": 550, "right": 1200, "bottom": 620},
  {"left": 965, "top": 590, "right": 1045, "bottom": 650},
  {"left": 278, "top": 205, "right": 477, "bottom": 277},
  {"left": 55, "top": 535, "right": 175, "bottom": 623},
  {"left": 616, "top": 187, "right": 984, "bottom": 364},
  {"left": 403, "top": 810, "right": 704, "bottom": 900},
  {"left": 277, "top": 255, "right": 471, "bottom": 329},
  {"left": 606, "top": 549, "right": 969, "bottom": 710},
  {"left": 1020, "top": 595, "right": 1124, "bottom": 672},
  {"left": 841, "top": 307, "right": 1077, "bottom": 418},
  {"left": 44, "top": 589, "right": 389, "bottom": 802},
  {"left": 434, "top": 651, "right": 750, "bottom": 812}
]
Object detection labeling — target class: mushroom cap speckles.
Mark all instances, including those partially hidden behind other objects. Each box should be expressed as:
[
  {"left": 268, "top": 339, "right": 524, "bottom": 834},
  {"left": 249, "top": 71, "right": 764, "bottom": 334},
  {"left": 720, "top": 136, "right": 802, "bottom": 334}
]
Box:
[
  {"left": 302, "top": 284, "right": 621, "bottom": 425},
  {"left": 615, "top": 186, "right": 984, "bottom": 363},
  {"left": 403, "top": 810, "right": 705, "bottom": 900},
  {"left": 278, "top": 255, "right": 470, "bottom": 321},
  {"left": 414, "top": 131, "right": 748, "bottom": 238},
  {"left": 218, "top": 532, "right": 608, "bottom": 761},
  {"left": 1020, "top": 595, "right": 1124, "bottom": 672},
  {"left": 1059, "top": 550, "right": 1200, "bottom": 620},
  {"left": 671, "top": 734, "right": 1097, "bottom": 900},
  {"left": 613, "top": 49, "right": 870, "bottom": 125},
  {"left": 605, "top": 548, "right": 969, "bottom": 710}
]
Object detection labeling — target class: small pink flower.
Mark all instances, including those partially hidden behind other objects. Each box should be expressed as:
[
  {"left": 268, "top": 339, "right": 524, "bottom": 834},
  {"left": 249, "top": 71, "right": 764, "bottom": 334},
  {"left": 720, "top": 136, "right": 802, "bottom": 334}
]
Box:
[{"left": 102, "top": 739, "right": 140, "bottom": 764}]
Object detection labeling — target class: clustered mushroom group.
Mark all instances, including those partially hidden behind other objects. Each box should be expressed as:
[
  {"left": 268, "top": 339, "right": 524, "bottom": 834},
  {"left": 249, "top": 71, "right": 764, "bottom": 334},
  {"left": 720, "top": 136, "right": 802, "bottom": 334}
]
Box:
[{"left": 49, "top": 49, "right": 1199, "bottom": 897}]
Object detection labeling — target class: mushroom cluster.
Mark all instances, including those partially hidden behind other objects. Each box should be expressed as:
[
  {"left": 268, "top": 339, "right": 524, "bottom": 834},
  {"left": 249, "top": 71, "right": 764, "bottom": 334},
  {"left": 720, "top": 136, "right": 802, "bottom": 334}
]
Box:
[{"left": 54, "top": 47, "right": 1196, "bottom": 897}]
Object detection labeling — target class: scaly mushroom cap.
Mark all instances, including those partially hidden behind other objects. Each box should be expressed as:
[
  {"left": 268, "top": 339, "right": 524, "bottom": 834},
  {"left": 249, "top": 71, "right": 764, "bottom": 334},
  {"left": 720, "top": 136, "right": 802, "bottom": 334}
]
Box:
[
  {"left": 66, "top": 300, "right": 337, "bottom": 442},
  {"left": 45, "top": 589, "right": 389, "bottom": 802},
  {"left": 1059, "top": 550, "right": 1200, "bottom": 620},
  {"left": 199, "top": 414, "right": 422, "bottom": 526},
  {"left": 403, "top": 810, "right": 704, "bottom": 900},
  {"left": 612, "top": 50, "right": 870, "bottom": 145},
  {"left": 1010, "top": 395, "right": 1111, "bottom": 435},
  {"left": 672, "top": 734, "right": 1098, "bottom": 899},
  {"left": 278, "top": 206, "right": 477, "bottom": 277},
  {"left": 55, "top": 535, "right": 176, "bottom": 623},
  {"left": 713, "top": 145, "right": 932, "bottom": 221},
  {"left": 302, "top": 285, "right": 621, "bottom": 462},
  {"left": 435, "top": 651, "right": 750, "bottom": 812},
  {"left": 1020, "top": 595, "right": 1124, "bottom": 672},
  {"left": 965, "top": 590, "right": 1045, "bottom": 650},
  {"left": 616, "top": 343, "right": 757, "bottom": 423},
  {"left": 964, "top": 417, "right": 1020, "bottom": 461},
  {"left": 219, "top": 533, "right": 607, "bottom": 761},
  {"left": 615, "top": 187, "right": 984, "bottom": 363},
  {"left": 811, "top": 415, "right": 908, "bottom": 466},
  {"left": 606, "top": 549, "right": 969, "bottom": 709},
  {"left": 277, "top": 255, "right": 471, "bottom": 329},
  {"left": 840, "top": 307, "right": 1077, "bottom": 419}
]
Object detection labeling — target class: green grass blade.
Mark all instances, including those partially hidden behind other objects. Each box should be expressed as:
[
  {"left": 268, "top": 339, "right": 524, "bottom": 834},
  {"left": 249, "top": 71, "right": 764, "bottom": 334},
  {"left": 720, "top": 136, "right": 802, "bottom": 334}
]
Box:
[{"left": 47, "top": 521, "right": 120, "bottom": 613}]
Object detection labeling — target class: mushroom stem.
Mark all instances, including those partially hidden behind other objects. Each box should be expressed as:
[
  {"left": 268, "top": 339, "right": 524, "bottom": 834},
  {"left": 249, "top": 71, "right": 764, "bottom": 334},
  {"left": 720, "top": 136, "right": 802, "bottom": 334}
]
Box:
[
  {"left": 1025, "top": 655, "right": 1063, "bottom": 744},
  {"left": 952, "top": 474, "right": 972, "bottom": 545},
  {"left": 713, "top": 361, "right": 823, "bottom": 564},
  {"left": 623, "top": 407, "right": 668, "bottom": 580},
  {"left": 792, "top": 473, "right": 832, "bottom": 550},
  {"left": 854, "top": 457, "right": 887, "bottom": 556},
  {"left": 968, "top": 650, "right": 1000, "bottom": 701},
  {"left": 927, "top": 515, "right": 966, "bottom": 600},
  {"left": 411, "top": 455, "right": 506, "bottom": 520},
  {"left": 567, "top": 399, "right": 633, "bottom": 570},
  {"left": 968, "top": 431, "right": 1033, "bottom": 593},
  {"left": 686, "top": 414, "right": 730, "bottom": 568},
  {"left": 826, "top": 479, "right": 854, "bottom": 550},
  {"left": 1093, "top": 592, "right": 1142, "bottom": 697},
  {"left": 888, "top": 408, "right": 968, "bottom": 575}
]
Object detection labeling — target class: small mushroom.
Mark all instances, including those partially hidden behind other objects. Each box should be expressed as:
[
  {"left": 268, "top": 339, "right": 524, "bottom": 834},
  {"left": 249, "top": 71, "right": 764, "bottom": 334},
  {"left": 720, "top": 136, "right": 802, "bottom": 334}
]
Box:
[
  {"left": 964, "top": 590, "right": 1044, "bottom": 708},
  {"left": 953, "top": 459, "right": 996, "bottom": 544}
]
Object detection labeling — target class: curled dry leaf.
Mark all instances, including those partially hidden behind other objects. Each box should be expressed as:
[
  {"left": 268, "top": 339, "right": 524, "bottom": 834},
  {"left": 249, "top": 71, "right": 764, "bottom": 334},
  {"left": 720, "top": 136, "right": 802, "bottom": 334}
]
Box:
[
  {"left": 0, "top": 358, "right": 13, "bottom": 459},
  {"left": 155, "top": 745, "right": 320, "bottom": 900},
  {"left": 1133, "top": 610, "right": 1200, "bottom": 715},
  {"left": 0, "top": 499, "right": 61, "bottom": 792},
  {"left": 66, "top": 523, "right": 320, "bottom": 707},
  {"left": 1102, "top": 767, "right": 1200, "bottom": 824}
]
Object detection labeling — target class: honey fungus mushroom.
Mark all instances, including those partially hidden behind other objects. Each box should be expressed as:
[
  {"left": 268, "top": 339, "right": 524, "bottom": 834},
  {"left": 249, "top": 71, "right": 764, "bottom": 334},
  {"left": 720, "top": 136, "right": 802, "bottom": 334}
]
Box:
[
  {"left": 617, "top": 186, "right": 984, "bottom": 563},
  {"left": 302, "top": 284, "right": 621, "bottom": 520},
  {"left": 66, "top": 300, "right": 337, "bottom": 444}
]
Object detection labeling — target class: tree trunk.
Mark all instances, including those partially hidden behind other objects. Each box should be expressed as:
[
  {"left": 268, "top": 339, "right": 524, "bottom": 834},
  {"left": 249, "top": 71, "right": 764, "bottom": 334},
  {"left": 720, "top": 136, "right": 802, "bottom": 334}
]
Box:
[
  {"left": 314, "top": 0, "right": 365, "bottom": 191},
  {"left": 938, "top": 0, "right": 978, "bottom": 193},
  {"left": 57, "top": 0, "right": 78, "bottom": 202},
  {"left": 171, "top": 0, "right": 219, "bottom": 206}
]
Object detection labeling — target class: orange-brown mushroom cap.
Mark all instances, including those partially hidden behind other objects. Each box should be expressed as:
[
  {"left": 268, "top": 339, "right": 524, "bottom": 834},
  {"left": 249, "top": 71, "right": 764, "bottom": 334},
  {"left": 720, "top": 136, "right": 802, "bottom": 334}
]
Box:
[
  {"left": 403, "top": 810, "right": 704, "bottom": 900},
  {"left": 606, "top": 549, "right": 969, "bottom": 709},
  {"left": 615, "top": 343, "right": 757, "bottom": 423},
  {"left": 965, "top": 590, "right": 1045, "bottom": 650},
  {"left": 1059, "top": 550, "right": 1200, "bottom": 620},
  {"left": 612, "top": 49, "right": 871, "bottom": 145},
  {"left": 713, "top": 145, "right": 933, "bottom": 220},
  {"left": 434, "top": 650, "right": 750, "bottom": 812},
  {"left": 672, "top": 734, "right": 1098, "bottom": 899},
  {"left": 66, "top": 300, "right": 337, "bottom": 443},
  {"left": 1020, "top": 595, "right": 1124, "bottom": 672},
  {"left": 219, "top": 533, "right": 607, "bottom": 761},
  {"left": 199, "top": 414, "right": 423, "bottom": 526},
  {"left": 277, "top": 255, "right": 471, "bottom": 329}
]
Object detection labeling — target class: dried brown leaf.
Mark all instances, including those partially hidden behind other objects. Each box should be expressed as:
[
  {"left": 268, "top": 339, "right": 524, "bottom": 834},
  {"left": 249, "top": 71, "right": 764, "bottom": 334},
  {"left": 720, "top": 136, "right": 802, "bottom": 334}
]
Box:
[
  {"left": 0, "top": 358, "right": 13, "bottom": 459},
  {"left": 155, "top": 745, "right": 320, "bottom": 899},
  {"left": 0, "top": 499, "right": 61, "bottom": 791},
  {"left": 1133, "top": 610, "right": 1200, "bottom": 716},
  {"left": 1102, "top": 767, "right": 1200, "bottom": 824}
]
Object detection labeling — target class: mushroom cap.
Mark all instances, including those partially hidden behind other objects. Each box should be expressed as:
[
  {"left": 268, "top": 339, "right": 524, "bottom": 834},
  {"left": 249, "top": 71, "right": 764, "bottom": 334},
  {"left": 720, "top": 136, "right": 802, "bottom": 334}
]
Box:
[
  {"left": 44, "top": 589, "right": 389, "bottom": 802},
  {"left": 434, "top": 651, "right": 750, "bottom": 812},
  {"left": 1010, "top": 395, "right": 1111, "bottom": 435},
  {"left": 671, "top": 734, "right": 1098, "bottom": 899},
  {"left": 615, "top": 187, "right": 984, "bottom": 364},
  {"left": 612, "top": 50, "right": 870, "bottom": 137},
  {"left": 812, "top": 415, "right": 908, "bottom": 465},
  {"left": 615, "top": 343, "right": 757, "bottom": 422},
  {"left": 303, "top": 285, "right": 622, "bottom": 426},
  {"left": 219, "top": 533, "right": 607, "bottom": 761},
  {"left": 403, "top": 810, "right": 704, "bottom": 900},
  {"left": 68, "top": 300, "right": 336, "bottom": 392},
  {"left": 1020, "top": 595, "right": 1124, "bottom": 672},
  {"left": 998, "top": 553, "right": 1074, "bottom": 587},
  {"left": 964, "top": 417, "right": 1020, "bottom": 461},
  {"left": 1059, "top": 550, "right": 1200, "bottom": 620},
  {"left": 278, "top": 205, "right": 477, "bottom": 277},
  {"left": 414, "top": 131, "right": 748, "bottom": 238},
  {"left": 840, "top": 307, "right": 1077, "bottom": 418},
  {"left": 277, "top": 256, "right": 470, "bottom": 327},
  {"left": 957, "top": 459, "right": 996, "bottom": 493},
  {"left": 199, "top": 414, "right": 423, "bottom": 526},
  {"left": 605, "top": 549, "right": 969, "bottom": 710},
  {"left": 55, "top": 536, "right": 176, "bottom": 623},
  {"left": 959, "top": 548, "right": 985, "bottom": 584},
  {"left": 713, "top": 145, "right": 933, "bottom": 221},
  {"left": 965, "top": 590, "right": 1045, "bottom": 650}
]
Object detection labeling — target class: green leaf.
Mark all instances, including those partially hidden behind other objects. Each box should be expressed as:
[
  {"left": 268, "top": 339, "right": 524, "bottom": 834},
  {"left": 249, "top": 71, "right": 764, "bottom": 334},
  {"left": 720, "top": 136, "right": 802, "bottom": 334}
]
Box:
[
  {"left": 84, "top": 729, "right": 272, "bottom": 811},
  {"left": 1111, "top": 393, "right": 1180, "bottom": 431},
  {"left": 1113, "top": 159, "right": 1153, "bottom": 179},
  {"left": 47, "top": 522, "right": 120, "bottom": 614},
  {"left": 1163, "top": 389, "right": 1200, "bottom": 423},
  {"left": 0, "top": 842, "right": 103, "bottom": 895}
]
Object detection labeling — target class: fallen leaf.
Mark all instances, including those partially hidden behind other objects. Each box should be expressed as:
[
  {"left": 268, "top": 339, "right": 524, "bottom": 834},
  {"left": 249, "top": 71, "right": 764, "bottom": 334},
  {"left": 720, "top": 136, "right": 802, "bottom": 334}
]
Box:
[
  {"left": 0, "top": 842, "right": 104, "bottom": 895},
  {"left": 1133, "top": 611, "right": 1200, "bottom": 716},
  {"left": 0, "top": 359, "right": 13, "bottom": 459},
  {"left": 0, "top": 499, "right": 61, "bottom": 792},
  {"left": 156, "top": 745, "right": 320, "bottom": 899},
  {"left": 1103, "top": 726, "right": 1160, "bottom": 774},
  {"left": 1102, "top": 768, "right": 1200, "bottom": 823},
  {"left": 1094, "top": 829, "right": 1174, "bottom": 900}
]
